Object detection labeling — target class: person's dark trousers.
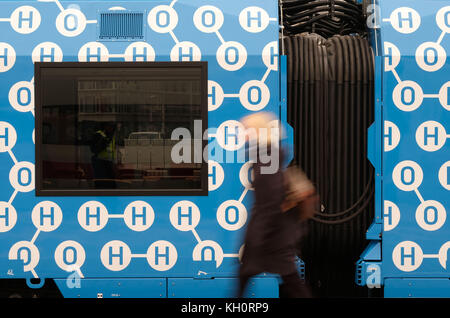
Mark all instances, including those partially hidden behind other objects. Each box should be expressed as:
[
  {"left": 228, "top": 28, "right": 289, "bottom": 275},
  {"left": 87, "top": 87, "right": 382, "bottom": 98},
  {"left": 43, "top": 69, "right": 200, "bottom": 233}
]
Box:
[
  {"left": 279, "top": 272, "right": 312, "bottom": 298},
  {"left": 92, "top": 157, "right": 116, "bottom": 189}
]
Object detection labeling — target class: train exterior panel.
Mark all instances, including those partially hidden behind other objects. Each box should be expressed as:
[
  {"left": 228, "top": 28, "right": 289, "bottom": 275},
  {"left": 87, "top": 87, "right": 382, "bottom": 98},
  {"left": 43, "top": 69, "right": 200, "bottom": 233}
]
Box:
[
  {"left": 0, "top": 0, "right": 290, "bottom": 298},
  {"left": 358, "top": 0, "right": 450, "bottom": 298}
]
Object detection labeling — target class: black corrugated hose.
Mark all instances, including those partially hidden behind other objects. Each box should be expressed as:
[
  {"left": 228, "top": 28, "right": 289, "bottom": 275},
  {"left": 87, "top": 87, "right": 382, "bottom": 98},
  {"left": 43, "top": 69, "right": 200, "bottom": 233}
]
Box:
[
  {"left": 280, "top": 0, "right": 367, "bottom": 38},
  {"left": 282, "top": 33, "right": 375, "bottom": 297},
  {"left": 279, "top": 0, "right": 375, "bottom": 297},
  {"left": 283, "top": 34, "right": 374, "bottom": 225}
]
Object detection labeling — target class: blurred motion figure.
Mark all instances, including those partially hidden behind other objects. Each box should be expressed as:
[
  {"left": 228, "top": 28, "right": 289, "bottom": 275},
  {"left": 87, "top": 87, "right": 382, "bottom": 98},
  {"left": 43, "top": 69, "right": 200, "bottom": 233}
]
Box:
[{"left": 237, "top": 112, "right": 312, "bottom": 298}]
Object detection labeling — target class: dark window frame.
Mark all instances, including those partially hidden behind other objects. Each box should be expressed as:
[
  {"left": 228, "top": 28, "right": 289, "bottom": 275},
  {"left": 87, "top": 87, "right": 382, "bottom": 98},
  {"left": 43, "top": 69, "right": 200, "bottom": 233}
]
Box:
[{"left": 34, "top": 61, "right": 208, "bottom": 197}]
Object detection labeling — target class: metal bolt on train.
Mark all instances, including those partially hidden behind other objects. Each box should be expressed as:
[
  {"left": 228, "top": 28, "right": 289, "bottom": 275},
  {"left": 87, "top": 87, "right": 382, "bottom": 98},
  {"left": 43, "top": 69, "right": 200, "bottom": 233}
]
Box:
[{"left": 0, "top": 0, "right": 448, "bottom": 298}]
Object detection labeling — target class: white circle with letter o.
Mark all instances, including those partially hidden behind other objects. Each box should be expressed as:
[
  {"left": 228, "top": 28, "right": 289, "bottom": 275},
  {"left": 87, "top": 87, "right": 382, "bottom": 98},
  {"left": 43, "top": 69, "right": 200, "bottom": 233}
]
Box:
[
  {"left": 392, "top": 80, "right": 423, "bottom": 112},
  {"left": 56, "top": 9, "right": 87, "bottom": 37},
  {"left": 216, "top": 41, "right": 247, "bottom": 71},
  {"left": 9, "top": 81, "right": 34, "bottom": 113},
  {"left": 54, "top": 240, "right": 86, "bottom": 272},
  {"left": 147, "top": 240, "right": 177, "bottom": 271},
  {"left": 9, "top": 161, "right": 34, "bottom": 192},
  {"left": 100, "top": 240, "right": 132, "bottom": 272},
  {"left": 10, "top": 6, "right": 41, "bottom": 34},
  {"left": 392, "top": 160, "right": 423, "bottom": 191},
  {"left": 415, "top": 42, "right": 446, "bottom": 72},
  {"left": 436, "top": 6, "right": 450, "bottom": 33},
  {"left": 392, "top": 241, "right": 423, "bottom": 272},
  {"left": 193, "top": 5, "right": 224, "bottom": 33},
  {"left": 239, "top": 80, "right": 270, "bottom": 111},
  {"left": 389, "top": 7, "right": 421, "bottom": 34},
  {"left": 148, "top": 5, "right": 178, "bottom": 33},
  {"left": 217, "top": 200, "right": 247, "bottom": 231},
  {"left": 0, "top": 43, "right": 16, "bottom": 73},
  {"left": 415, "top": 200, "right": 446, "bottom": 231},
  {"left": 0, "top": 122, "right": 17, "bottom": 152}
]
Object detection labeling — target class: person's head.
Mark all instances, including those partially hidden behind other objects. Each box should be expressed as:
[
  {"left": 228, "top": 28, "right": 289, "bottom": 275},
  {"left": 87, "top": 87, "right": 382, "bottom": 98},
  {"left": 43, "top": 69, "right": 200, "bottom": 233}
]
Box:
[
  {"left": 240, "top": 112, "right": 284, "bottom": 145},
  {"left": 102, "top": 122, "right": 116, "bottom": 135},
  {"left": 240, "top": 112, "right": 284, "bottom": 174}
]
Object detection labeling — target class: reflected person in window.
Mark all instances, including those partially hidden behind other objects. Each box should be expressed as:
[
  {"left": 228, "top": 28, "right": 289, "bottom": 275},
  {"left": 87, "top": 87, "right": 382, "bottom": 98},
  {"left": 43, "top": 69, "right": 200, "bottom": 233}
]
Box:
[{"left": 90, "top": 122, "right": 117, "bottom": 189}]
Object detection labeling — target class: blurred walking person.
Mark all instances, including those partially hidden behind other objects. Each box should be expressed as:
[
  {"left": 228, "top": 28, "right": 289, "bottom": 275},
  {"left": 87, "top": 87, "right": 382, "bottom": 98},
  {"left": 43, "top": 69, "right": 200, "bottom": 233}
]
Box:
[{"left": 237, "top": 112, "right": 312, "bottom": 298}]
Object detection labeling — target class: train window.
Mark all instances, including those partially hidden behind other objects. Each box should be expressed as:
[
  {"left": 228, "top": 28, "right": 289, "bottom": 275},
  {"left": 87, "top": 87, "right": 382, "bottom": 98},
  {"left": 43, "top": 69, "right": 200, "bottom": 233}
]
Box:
[{"left": 35, "top": 62, "right": 208, "bottom": 196}]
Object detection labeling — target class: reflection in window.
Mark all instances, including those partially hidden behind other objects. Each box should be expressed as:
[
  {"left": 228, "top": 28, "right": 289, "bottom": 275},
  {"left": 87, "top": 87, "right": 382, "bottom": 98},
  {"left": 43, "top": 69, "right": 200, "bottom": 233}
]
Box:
[{"left": 37, "top": 64, "right": 207, "bottom": 195}]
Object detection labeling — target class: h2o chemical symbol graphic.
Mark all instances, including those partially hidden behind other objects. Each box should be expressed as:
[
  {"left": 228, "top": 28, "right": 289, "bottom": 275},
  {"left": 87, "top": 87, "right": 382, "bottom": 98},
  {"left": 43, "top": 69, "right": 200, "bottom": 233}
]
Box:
[
  {"left": 382, "top": 4, "right": 450, "bottom": 273},
  {"left": 0, "top": 0, "right": 279, "bottom": 280}
]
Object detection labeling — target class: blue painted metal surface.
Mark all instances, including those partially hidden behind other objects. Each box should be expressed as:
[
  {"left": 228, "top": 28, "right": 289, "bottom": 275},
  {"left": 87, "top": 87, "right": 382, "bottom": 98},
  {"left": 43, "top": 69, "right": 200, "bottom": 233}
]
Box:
[
  {"left": 54, "top": 278, "right": 167, "bottom": 298},
  {"left": 385, "top": 278, "right": 450, "bottom": 298},
  {"left": 365, "top": 223, "right": 382, "bottom": 241},
  {"left": 0, "top": 0, "right": 291, "bottom": 297},
  {"left": 356, "top": 0, "right": 383, "bottom": 291},
  {"left": 358, "top": 0, "right": 450, "bottom": 297},
  {"left": 168, "top": 276, "right": 279, "bottom": 298}
]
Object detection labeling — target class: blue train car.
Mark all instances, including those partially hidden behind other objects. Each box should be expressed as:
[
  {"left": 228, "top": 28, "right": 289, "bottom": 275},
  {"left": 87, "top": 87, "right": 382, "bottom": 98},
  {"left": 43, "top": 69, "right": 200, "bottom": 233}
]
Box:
[
  {"left": 0, "top": 0, "right": 291, "bottom": 298},
  {"left": 357, "top": 0, "right": 450, "bottom": 298},
  {"left": 0, "top": 0, "right": 448, "bottom": 299}
]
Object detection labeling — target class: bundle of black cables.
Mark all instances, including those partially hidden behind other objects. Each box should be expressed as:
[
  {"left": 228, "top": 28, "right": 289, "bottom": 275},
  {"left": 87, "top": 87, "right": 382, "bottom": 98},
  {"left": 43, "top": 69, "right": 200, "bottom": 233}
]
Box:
[
  {"left": 283, "top": 33, "right": 374, "bottom": 225},
  {"left": 283, "top": 33, "right": 375, "bottom": 296},
  {"left": 280, "top": 0, "right": 367, "bottom": 38}
]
